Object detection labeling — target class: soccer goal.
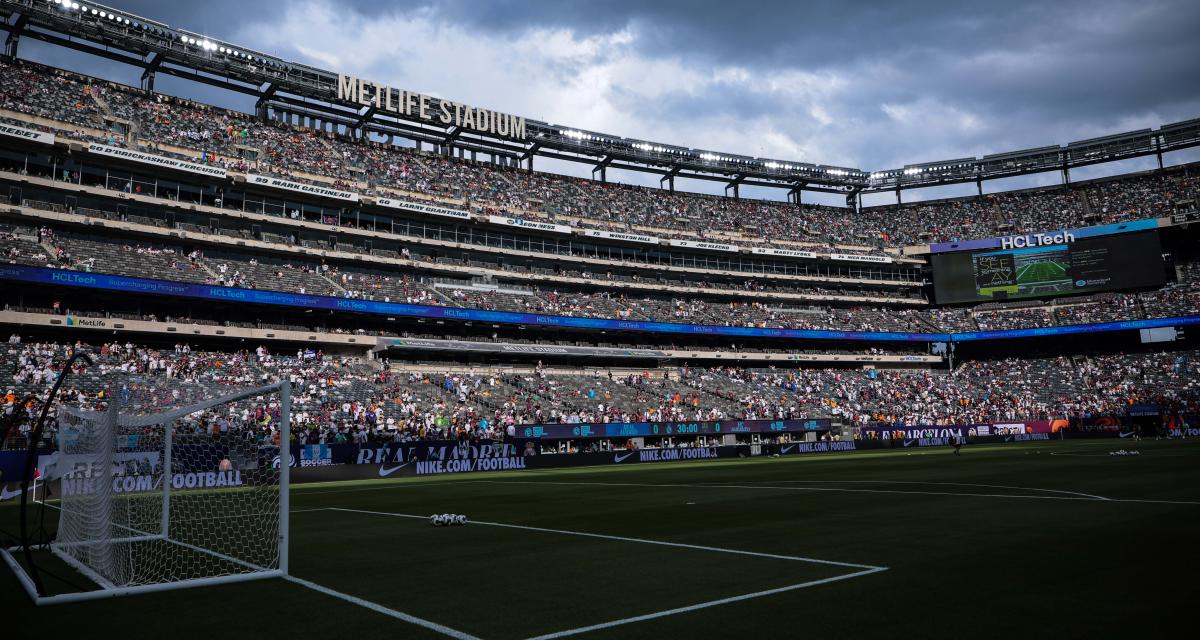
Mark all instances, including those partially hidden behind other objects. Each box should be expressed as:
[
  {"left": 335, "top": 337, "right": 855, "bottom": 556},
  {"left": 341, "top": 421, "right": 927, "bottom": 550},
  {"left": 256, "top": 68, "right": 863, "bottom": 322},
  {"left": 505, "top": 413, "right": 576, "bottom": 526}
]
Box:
[{"left": 1, "top": 377, "right": 291, "bottom": 605}]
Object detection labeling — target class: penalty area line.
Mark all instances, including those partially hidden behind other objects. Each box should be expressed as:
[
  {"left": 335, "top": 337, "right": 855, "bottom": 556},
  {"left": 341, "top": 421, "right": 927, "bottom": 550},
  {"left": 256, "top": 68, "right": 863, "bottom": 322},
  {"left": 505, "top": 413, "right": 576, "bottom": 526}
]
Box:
[
  {"left": 283, "top": 574, "right": 483, "bottom": 640},
  {"left": 324, "top": 507, "right": 887, "bottom": 639},
  {"left": 522, "top": 566, "right": 887, "bottom": 640},
  {"left": 480, "top": 479, "right": 1200, "bottom": 506},
  {"left": 328, "top": 507, "right": 884, "bottom": 570}
]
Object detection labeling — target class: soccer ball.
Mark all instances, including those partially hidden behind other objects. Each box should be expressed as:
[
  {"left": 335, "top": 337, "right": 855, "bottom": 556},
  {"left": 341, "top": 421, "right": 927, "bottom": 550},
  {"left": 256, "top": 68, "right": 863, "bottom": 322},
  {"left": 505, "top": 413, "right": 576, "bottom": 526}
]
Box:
[
  {"left": 455, "top": 515, "right": 468, "bottom": 526},
  {"left": 430, "top": 514, "right": 444, "bottom": 526}
]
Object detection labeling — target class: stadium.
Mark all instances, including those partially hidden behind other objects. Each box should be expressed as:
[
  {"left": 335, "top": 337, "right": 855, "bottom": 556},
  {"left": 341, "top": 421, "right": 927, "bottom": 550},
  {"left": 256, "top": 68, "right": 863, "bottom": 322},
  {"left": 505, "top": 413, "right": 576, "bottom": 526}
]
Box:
[{"left": 1, "top": 0, "right": 1198, "bottom": 637}]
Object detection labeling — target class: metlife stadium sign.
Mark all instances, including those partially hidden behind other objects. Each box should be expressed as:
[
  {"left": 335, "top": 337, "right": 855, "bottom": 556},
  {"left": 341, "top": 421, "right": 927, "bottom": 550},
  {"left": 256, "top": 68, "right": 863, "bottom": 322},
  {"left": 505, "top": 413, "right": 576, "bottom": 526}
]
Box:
[{"left": 336, "top": 74, "right": 527, "bottom": 141}]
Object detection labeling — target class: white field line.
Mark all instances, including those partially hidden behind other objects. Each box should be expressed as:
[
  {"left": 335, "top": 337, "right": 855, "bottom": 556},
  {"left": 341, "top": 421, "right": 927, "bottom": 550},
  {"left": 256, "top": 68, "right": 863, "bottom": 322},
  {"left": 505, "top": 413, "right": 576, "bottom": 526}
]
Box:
[
  {"left": 283, "top": 574, "right": 484, "bottom": 640},
  {"left": 328, "top": 507, "right": 885, "bottom": 570},
  {"left": 25, "top": 502, "right": 477, "bottom": 639},
  {"left": 523, "top": 566, "right": 887, "bottom": 640},
  {"left": 295, "top": 480, "right": 487, "bottom": 497},
  {"left": 478, "top": 479, "right": 1200, "bottom": 506},
  {"left": 726, "top": 479, "right": 1111, "bottom": 501},
  {"left": 325, "top": 507, "right": 888, "bottom": 640}
]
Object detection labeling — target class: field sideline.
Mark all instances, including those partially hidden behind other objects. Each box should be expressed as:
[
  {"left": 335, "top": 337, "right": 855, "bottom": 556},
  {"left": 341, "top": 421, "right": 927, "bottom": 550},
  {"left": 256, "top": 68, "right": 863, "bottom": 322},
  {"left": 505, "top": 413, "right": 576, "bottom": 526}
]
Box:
[{"left": 4, "top": 438, "right": 1199, "bottom": 639}]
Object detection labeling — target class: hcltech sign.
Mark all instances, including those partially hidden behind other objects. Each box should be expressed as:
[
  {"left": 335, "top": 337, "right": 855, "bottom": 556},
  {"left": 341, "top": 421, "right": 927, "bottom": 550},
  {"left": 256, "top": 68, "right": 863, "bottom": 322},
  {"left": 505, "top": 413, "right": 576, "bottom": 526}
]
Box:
[{"left": 999, "top": 231, "right": 1075, "bottom": 250}]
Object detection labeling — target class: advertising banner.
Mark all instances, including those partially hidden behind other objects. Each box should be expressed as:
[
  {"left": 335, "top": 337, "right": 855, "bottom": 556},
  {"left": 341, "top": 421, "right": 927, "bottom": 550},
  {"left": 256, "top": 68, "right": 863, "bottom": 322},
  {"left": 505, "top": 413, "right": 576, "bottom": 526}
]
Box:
[
  {"left": 667, "top": 239, "right": 739, "bottom": 252},
  {"left": 487, "top": 215, "right": 572, "bottom": 234},
  {"left": 0, "top": 122, "right": 55, "bottom": 145},
  {"left": 858, "top": 426, "right": 968, "bottom": 440},
  {"left": 828, "top": 253, "right": 893, "bottom": 264},
  {"left": 246, "top": 174, "right": 358, "bottom": 201},
  {"left": 88, "top": 143, "right": 226, "bottom": 178},
  {"left": 575, "top": 229, "right": 661, "bottom": 245},
  {"left": 512, "top": 419, "right": 831, "bottom": 440},
  {"left": 750, "top": 247, "right": 819, "bottom": 259},
  {"left": 375, "top": 198, "right": 471, "bottom": 220}
]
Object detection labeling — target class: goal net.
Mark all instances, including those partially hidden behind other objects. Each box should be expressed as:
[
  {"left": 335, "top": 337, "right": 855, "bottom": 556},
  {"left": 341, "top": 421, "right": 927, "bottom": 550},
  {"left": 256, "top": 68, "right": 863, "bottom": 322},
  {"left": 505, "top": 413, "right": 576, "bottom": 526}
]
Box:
[{"left": 3, "top": 375, "right": 291, "bottom": 604}]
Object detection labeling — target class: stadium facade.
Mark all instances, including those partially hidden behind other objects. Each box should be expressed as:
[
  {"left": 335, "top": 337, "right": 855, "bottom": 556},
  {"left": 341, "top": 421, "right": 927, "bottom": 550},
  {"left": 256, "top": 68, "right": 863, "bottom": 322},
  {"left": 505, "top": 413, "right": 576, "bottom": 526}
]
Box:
[{"left": 0, "top": 0, "right": 1198, "bottom": 467}]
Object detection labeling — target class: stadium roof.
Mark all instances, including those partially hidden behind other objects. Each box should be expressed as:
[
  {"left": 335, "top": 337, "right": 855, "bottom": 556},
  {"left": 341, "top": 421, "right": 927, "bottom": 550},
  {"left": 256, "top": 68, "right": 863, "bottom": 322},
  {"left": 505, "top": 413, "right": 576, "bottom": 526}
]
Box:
[{"left": 3, "top": 0, "right": 1198, "bottom": 196}]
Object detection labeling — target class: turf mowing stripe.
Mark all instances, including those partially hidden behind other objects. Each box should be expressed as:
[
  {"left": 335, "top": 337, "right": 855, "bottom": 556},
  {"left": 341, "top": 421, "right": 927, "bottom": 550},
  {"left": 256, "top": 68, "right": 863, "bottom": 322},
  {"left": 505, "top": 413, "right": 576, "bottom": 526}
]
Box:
[
  {"left": 284, "top": 574, "right": 483, "bottom": 640},
  {"left": 522, "top": 567, "right": 888, "bottom": 640},
  {"left": 328, "top": 507, "right": 885, "bottom": 570},
  {"left": 480, "top": 480, "right": 1200, "bottom": 506}
]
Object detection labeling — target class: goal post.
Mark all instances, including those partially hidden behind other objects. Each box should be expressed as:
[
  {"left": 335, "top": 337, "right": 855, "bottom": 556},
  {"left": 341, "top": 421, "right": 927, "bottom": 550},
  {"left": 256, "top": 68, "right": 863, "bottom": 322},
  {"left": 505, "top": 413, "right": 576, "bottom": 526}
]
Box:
[{"left": 2, "top": 378, "right": 291, "bottom": 605}]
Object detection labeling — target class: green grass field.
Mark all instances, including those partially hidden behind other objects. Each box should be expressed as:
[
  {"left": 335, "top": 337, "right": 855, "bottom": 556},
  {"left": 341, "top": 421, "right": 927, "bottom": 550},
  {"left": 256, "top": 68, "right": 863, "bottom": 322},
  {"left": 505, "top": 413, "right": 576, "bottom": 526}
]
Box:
[
  {"left": 1015, "top": 258, "right": 1069, "bottom": 285},
  {"left": 5, "top": 438, "right": 1200, "bottom": 639}
]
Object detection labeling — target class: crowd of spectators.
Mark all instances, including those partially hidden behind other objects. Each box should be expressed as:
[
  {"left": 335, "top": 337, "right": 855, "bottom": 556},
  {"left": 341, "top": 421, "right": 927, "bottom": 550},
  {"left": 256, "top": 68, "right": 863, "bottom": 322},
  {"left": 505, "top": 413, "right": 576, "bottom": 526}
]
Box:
[{"left": 5, "top": 338, "right": 1197, "bottom": 450}]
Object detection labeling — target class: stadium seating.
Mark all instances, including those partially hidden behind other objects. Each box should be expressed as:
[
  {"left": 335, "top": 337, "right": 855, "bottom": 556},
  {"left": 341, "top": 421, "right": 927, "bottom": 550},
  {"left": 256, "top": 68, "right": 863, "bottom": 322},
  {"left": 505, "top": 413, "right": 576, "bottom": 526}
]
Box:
[{"left": 2, "top": 59, "right": 1195, "bottom": 252}]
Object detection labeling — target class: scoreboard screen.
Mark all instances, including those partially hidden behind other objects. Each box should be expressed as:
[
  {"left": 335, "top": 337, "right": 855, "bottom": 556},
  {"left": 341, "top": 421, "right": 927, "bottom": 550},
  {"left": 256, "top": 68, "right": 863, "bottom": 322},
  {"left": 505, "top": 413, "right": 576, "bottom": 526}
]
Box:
[{"left": 932, "top": 231, "right": 1165, "bottom": 304}]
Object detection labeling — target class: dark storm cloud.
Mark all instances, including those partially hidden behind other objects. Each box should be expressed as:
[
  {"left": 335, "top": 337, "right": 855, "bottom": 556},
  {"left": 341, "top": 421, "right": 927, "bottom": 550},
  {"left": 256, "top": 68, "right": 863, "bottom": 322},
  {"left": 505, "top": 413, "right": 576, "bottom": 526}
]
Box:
[{"left": 49, "top": 0, "right": 1200, "bottom": 179}]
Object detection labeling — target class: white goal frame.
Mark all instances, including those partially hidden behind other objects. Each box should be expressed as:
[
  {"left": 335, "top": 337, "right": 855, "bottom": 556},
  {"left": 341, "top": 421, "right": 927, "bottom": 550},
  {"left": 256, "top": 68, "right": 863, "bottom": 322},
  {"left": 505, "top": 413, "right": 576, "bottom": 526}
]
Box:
[{"left": 1, "top": 381, "right": 291, "bottom": 605}]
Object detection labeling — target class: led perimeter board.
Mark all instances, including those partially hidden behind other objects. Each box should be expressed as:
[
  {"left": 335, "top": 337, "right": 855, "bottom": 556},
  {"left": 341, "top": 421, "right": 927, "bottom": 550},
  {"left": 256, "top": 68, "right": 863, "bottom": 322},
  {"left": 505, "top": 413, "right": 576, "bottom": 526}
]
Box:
[{"left": 931, "top": 230, "right": 1166, "bottom": 304}]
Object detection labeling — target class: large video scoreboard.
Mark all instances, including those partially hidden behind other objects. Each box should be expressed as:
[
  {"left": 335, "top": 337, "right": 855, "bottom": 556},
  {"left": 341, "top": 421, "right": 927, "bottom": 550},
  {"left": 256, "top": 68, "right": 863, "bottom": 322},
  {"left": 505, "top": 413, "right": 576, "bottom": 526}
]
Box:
[{"left": 932, "top": 231, "right": 1166, "bottom": 304}]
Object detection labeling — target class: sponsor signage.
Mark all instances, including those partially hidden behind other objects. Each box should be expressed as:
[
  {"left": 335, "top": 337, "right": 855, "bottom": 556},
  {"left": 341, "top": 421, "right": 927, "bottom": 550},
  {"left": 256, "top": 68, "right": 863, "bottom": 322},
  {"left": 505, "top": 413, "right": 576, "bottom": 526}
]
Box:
[
  {"left": 64, "top": 315, "right": 108, "bottom": 328},
  {"left": 246, "top": 174, "right": 359, "bottom": 202},
  {"left": 87, "top": 143, "right": 227, "bottom": 178},
  {"left": 487, "top": 215, "right": 573, "bottom": 234},
  {"left": 336, "top": 74, "right": 527, "bottom": 140},
  {"left": 667, "top": 239, "right": 739, "bottom": 252},
  {"left": 513, "top": 419, "right": 830, "bottom": 440},
  {"left": 750, "top": 247, "right": 819, "bottom": 259},
  {"left": 778, "top": 441, "right": 857, "bottom": 455},
  {"left": 625, "top": 447, "right": 721, "bottom": 463},
  {"left": 0, "top": 122, "right": 55, "bottom": 145},
  {"left": 413, "top": 457, "right": 527, "bottom": 475},
  {"left": 859, "top": 426, "right": 966, "bottom": 440},
  {"left": 375, "top": 198, "right": 471, "bottom": 220},
  {"left": 828, "top": 253, "right": 893, "bottom": 264},
  {"left": 576, "top": 229, "right": 660, "bottom": 245},
  {"left": 9, "top": 264, "right": 1200, "bottom": 343},
  {"left": 386, "top": 337, "right": 666, "bottom": 359},
  {"left": 1000, "top": 231, "right": 1075, "bottom": 250},
  {"left": 928, "top": 218, "right": 1158, "bottom": 254},
  {"left": 1004, "top": 433, "right": 1051, "bottom": 442},
  {"left": 60, "top": 471, "right": 245, "bottom": 496}
]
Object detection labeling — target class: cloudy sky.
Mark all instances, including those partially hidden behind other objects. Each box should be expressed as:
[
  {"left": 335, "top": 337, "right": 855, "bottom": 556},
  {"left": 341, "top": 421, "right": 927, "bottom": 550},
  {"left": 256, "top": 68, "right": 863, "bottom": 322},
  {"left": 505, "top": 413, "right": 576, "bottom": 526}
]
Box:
[{"left": 22, "top": 0, "right": 1200, "bottom": 204}]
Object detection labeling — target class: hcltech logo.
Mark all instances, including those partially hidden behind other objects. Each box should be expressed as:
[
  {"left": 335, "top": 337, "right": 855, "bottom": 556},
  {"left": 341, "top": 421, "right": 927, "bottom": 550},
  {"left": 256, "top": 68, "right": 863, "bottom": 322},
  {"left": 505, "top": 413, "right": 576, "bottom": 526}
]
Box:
[{"left": 1000, "top": 231, "right": 1075, "bottom": 250}]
